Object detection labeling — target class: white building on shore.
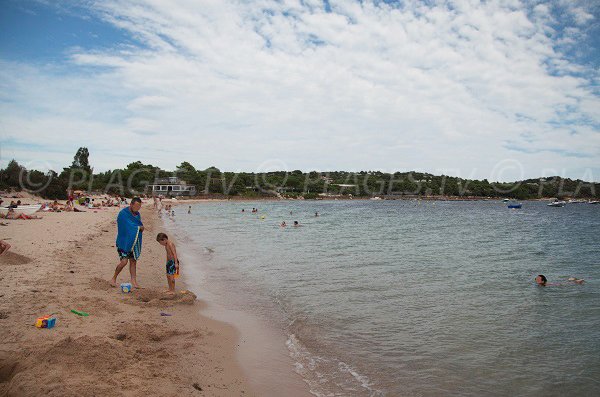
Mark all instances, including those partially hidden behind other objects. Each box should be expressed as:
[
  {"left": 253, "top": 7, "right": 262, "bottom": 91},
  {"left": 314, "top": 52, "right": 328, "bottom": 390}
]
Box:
[{"left": 149, "top": 177, "right": 196, "bottom": 197}]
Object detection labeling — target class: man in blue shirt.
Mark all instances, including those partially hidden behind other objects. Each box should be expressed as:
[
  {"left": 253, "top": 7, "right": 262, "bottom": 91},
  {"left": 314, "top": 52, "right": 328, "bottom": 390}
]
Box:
[{"left": 110, "top": 197, "right": 144, "bottom": 288}]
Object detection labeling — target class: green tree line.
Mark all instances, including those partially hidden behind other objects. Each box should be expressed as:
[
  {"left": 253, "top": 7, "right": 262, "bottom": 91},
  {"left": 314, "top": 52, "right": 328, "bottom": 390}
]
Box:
[{"left": 1, "top": 148, "right": 598, "bottom": 200}]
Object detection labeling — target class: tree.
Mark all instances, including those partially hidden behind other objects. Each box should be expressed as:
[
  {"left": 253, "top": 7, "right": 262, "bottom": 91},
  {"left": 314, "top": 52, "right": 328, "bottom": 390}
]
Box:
[
  {"left": 176, "top": 162, "right": 197, "bottom": 183},
  {"left": 0, "top": 159, "right": 25, "bottom": 189},
  {"left": 71, "top": 147, "right": 92, "bottom": 173}
]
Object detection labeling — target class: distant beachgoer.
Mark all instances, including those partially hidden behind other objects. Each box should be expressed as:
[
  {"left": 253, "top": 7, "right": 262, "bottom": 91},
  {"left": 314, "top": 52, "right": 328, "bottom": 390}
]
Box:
[
  {"left": 111, "top": 197, "right": 144, "bottom": 288},
  {"left": 294, "top": 221, "right": 299, "bottom": 227},
  {"left": 172, "top": 210, "right": 175, "bottom": 217},
  {"left": 535, "top": 275, "right": 547, "bottom": 286},
  {"left": 188, "top": 205, "right": 191, "bottom": 214},
  {"left": 156, "top": 232, "right": 179, "bottom": 294},
  {"left": 536, "top": 274, "right": 585, "bottom": 286},
  {"left": 17, "top": 213, "right": 42, "bottom": 220},
  {"left": 242, "top": 209, "right": 245, "bottom": 212},
  {"left": 315, "top": 212, "right": 319, "bottom": 217},
  {"left": 0, "top": 240, "right": 11, "bottom": 255},
  {"left": 290, "top": 211, "right": 292, "bottom": 215},
  {"left": 281, "top": 221, "right": 287, "bottom": 227},
  {"left": 51, "top": 200, "right": 61, "bottom": 211}
]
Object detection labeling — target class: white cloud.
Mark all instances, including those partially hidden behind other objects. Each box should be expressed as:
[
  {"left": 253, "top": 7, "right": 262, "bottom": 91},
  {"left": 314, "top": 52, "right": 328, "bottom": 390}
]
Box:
[{"left": 1, "top": 0, "right": 599, "bottom": 181}]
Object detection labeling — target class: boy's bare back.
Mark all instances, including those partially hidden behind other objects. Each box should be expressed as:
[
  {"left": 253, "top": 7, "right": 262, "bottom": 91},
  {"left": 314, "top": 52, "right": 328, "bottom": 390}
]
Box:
[{"left": 165, "top": 240, "right": 177, "bottom": 261}]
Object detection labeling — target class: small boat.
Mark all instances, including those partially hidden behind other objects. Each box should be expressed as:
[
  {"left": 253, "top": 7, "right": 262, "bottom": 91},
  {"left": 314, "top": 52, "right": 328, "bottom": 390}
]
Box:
[
  {"left": 507, "top": 203, "right": 522, "bottom": 209},
  {"left": 589, "top": 201, "right": 600, "bottom": 205},
  {"left": 0, "top": 204, "right": 42, "bottom": 216},
  {"left": 370, "top": 196, "right": 382, "bottom": 200},
  {"left": 503, "top": 198, "right": 509, "bottom": 203},
  {"left": 547, "top": 201, "right": 566, "bottom": 207}
]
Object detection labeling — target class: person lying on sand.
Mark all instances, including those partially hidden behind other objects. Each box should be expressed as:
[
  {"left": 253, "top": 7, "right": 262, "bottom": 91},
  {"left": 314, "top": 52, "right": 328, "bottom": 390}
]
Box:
[
  {"left": 3, "top": 209, "right": 42, "bottom": 220},
  {"left": 17, "top": 213, "right": 42, "bottom": 220},
  {"left": 156, "top": 233, "right": 179, "bottom": 294}
]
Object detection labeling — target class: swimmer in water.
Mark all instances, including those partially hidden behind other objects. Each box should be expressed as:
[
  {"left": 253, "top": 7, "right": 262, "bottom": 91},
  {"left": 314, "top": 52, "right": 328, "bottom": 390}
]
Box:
[
  {"left": 280, "top": 221, "right": 286, "bottom": 227},
  {"left": 294, "top": 221, "right": 299, "bottom": 227},
  {"left": 535, "top": 274, "right": 584, "bottom": 286},
  {"left": 188, "top": 205, "right": 191, "bottom": 214},
  {"left": 568, "top": 277, "right": 585, "bottom": 284}
]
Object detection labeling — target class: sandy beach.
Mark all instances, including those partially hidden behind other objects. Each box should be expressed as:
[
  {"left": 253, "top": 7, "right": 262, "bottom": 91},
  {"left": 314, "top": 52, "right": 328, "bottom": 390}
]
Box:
[{"left": 0, "top": 201, "right": 254, "bottom": 396}]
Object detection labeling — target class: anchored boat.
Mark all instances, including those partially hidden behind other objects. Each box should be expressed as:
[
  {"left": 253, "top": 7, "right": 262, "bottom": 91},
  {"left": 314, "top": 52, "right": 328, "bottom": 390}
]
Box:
[{"left": 547, "top": 201, "right": 566, "bottom": 207}]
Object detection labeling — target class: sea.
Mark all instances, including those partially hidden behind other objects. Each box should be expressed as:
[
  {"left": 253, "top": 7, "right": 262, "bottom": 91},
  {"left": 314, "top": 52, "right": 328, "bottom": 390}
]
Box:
[{"left": 164, "top": 200, "right": 600, "bottom": 397}]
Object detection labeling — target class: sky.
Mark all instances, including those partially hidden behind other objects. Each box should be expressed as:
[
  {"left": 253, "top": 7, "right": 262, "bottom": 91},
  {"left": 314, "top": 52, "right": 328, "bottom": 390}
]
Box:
[{"left": 0, "top": 0, "right": 599, "bottom": 182}]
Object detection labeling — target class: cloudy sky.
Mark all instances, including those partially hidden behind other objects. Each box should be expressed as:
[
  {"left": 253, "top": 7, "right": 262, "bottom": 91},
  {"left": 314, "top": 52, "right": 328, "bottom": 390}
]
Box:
[{"left": 0, "top": 0, "right": 598, "bottom": 181}]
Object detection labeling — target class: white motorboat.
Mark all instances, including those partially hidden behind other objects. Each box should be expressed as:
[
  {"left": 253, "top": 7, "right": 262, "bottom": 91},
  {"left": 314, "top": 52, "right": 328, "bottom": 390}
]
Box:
[
  {"left": 589, "top": 201, "right": 600, "bottom": 205},
  {"left": 547, "top": 201, "right": 566, "bottom": 207},
  {"left": 0, "top": 204, "right": 42, "bottom": 216}
]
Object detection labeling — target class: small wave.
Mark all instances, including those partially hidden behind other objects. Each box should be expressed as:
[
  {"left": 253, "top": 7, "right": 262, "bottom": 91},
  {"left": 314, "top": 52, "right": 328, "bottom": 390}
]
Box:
[{"left": 286, "top": 333, "right": 385, "bottom": 397}]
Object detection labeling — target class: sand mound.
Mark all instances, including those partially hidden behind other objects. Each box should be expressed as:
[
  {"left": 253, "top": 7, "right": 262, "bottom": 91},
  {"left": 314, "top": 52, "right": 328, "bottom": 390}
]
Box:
[
  {"left": 69, "top": 294, "right": 122, "bottom": 315},
  {"left": 88, "top": 277, "right": 113, "bottom": 291},
  {"left": 2, "top": 336, "right": 130, "bottom": 396},
  {"left": 0, "top": 251, "right": 32, "bottom": 266},
  {"left": 1, "top": 328, "right": 199, "bottom": 396},
  {"left": 0, "top": 356, "right": 20, "bottom": 385},
  {"left": 131, "top": 289, "right": 197, "bottom": 307}
]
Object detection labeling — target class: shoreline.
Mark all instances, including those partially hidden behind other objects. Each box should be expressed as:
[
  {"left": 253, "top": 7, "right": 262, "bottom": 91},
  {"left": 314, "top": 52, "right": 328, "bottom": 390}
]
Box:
[
  {"left": 163, "top": 195, "right": 571, "bottom": 203},
  {"left": 162, "top": 210, "right": 313, "bottom": 397},
  {"left": 0, "top": 202, "right": 255, "bottom": 396}
]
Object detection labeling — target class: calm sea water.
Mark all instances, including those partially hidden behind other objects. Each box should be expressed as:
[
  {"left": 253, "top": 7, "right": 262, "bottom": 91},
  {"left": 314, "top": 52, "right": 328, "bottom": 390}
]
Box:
[{"left": 167, "top": 200, "right": 600, "bottom": 397}]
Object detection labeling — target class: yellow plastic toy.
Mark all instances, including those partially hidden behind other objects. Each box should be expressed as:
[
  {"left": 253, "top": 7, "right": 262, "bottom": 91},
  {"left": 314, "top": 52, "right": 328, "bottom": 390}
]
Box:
[{"left": 35, "top": 314, "right": 56, "bottom": 329}]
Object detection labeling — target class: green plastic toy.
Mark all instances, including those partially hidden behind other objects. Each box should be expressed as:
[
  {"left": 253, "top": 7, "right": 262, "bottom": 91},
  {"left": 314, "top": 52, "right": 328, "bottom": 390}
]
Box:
[{"left": 70, "top": 309, "right": 89, "bottom": 317}]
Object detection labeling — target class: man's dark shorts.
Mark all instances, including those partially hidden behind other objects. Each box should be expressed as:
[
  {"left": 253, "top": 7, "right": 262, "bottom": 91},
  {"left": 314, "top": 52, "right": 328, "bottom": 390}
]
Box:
[{"left": 117, "top": 248, "right": 135, "bottom": 260}]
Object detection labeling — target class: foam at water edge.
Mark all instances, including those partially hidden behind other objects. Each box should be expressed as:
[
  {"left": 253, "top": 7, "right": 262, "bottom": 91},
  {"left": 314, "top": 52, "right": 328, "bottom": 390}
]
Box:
[{"left": 286, "top": 334, "right": 385, "bottom": 397}]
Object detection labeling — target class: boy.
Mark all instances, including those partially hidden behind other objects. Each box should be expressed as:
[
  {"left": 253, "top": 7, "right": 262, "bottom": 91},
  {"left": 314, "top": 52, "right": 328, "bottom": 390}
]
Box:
[{"left": 156, "top": 233, "right": 179, "bottom": 293}]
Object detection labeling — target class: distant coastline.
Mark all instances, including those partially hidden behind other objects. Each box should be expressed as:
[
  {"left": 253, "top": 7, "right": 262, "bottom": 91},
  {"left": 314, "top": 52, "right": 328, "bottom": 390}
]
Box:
[
  {"left": 166, "top": 194, "right": 583, "bottom": 202},
  {"left": 2, "top": 147, "right": 598, "bottom": 202}
]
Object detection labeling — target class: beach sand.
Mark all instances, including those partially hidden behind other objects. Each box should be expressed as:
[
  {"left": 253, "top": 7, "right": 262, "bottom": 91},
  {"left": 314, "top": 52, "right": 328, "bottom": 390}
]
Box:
[{"left": 0, "top": 203, "right": 254, "bottom": 396}]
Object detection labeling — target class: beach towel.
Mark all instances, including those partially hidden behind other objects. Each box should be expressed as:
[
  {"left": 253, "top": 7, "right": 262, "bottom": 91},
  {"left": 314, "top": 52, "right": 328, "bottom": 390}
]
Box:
[{"left": 116, "top": 207, "right": 143, "bottom": 259}]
